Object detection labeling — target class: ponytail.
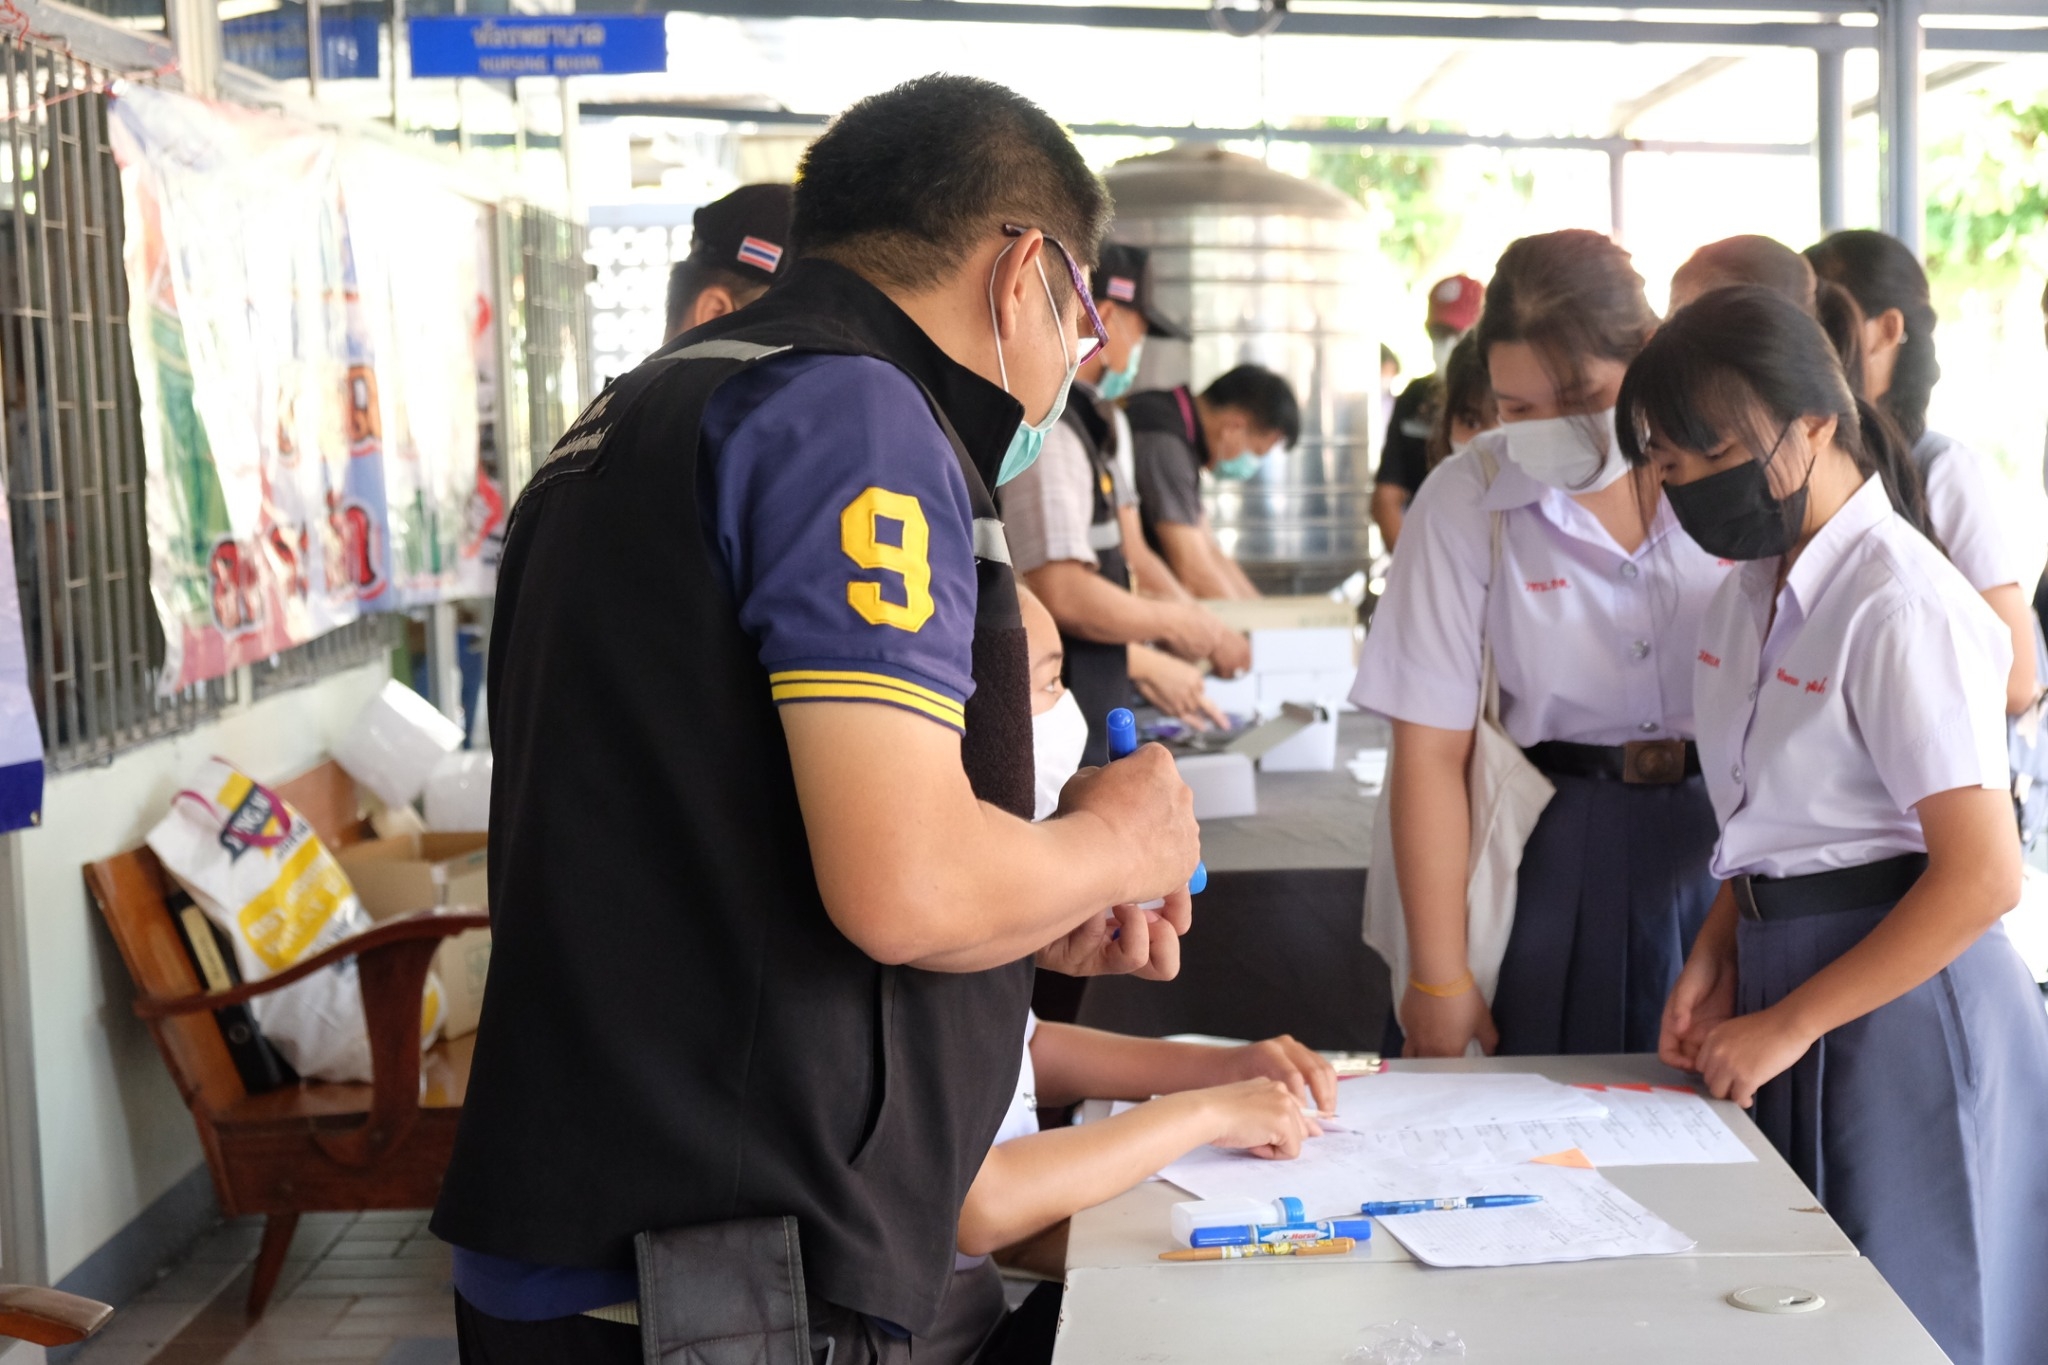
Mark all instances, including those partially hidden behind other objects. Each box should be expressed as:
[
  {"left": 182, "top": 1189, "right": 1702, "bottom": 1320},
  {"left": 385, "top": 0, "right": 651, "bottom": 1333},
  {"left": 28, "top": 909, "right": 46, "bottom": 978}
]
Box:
[
  {"left": 1850, "top": 394, "right": 1936, "bottom": 544},
  {"left": 1805, "top": 231, "right": 1940, "bottom": 444}
]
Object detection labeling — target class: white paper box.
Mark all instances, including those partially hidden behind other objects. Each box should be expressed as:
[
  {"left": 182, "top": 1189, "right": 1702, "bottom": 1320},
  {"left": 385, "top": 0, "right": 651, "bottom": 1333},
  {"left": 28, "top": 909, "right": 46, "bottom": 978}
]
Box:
[
  {"left": 1257, "top": 671, "right": 1321, "bottom": 711},
  {"left": 334, "top": 680, "right": 465, "bottom": 808},
  {"left": 1250, "top": 626, "right": 1353, "bottom": 674},
  {"left": 1175, "top": 752, "right": 1258, "bottom": 819},
  {"left": 1258, "top": 716, "right": 1339, "bottom": 772},
  {"left": 424, "top": 751, "right": 493, "bottom": 832},
  {"left": 1204, "top": 673, "right": 1260, "bottom": 719}
]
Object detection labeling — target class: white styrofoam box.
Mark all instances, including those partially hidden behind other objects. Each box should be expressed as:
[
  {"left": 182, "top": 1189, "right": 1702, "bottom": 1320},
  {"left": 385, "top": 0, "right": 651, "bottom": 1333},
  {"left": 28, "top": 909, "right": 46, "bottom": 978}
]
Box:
[
  {"left": 1249, "top": 626, "right": 1354, "bottom": 675},
  {"left": 424, "top": 751, "right": 493, "bottom": 832},
  {"left": 1257, "top": 671, "right": 1321, "bottom": 712},
  {"left": 333, "top": 679, "right": 465, "bottom": 808},
  {"left": 1175, "top": 751, "right": 1258, "bottom": 820},
  {"left": 1258, "top": 716, "right": 1339, "bottom": 772},
  {"left": 1204, "top": 673, "right": 1260, "bottom": 720},
  {"left": 1314, "top": 670, "right": 1359, "bottom": 709}
]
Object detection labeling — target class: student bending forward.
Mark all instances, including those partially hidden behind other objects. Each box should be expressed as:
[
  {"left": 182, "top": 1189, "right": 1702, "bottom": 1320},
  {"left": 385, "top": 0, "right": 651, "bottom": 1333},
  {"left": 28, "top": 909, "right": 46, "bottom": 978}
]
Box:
[{"left": 1620, "top": 286, "right": 2048, "bottom": 1365}]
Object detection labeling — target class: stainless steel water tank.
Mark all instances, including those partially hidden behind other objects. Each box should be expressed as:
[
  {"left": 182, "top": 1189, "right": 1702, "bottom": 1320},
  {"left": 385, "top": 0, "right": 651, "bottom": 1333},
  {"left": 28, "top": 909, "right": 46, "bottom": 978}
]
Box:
[{"left": 1105, "top": 145, "right": 1379, "bottom": 593}]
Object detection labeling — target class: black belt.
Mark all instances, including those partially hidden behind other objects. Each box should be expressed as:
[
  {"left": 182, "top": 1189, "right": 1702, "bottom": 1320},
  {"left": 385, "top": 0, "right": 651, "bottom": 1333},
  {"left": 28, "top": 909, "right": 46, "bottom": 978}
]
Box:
[
  {"left": 1523, "top": 739, "right": 1700, "bottom": 785},
  {"left": 1731, "top": 853, "right": 1929, "bottom": 923}
]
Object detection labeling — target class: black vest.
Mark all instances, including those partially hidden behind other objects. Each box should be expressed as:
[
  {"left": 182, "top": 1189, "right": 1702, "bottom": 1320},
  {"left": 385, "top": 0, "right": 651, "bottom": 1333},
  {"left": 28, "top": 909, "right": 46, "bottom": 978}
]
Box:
[
  {"left": 431, "top": 261, "right": 1037, "bottom": 1335},
  {"left": 1055, "top": 391, "right": 1132, "bottom": 766},
  {"left": 1124, "top": 385, "right": 1207, "bottom": 558}
]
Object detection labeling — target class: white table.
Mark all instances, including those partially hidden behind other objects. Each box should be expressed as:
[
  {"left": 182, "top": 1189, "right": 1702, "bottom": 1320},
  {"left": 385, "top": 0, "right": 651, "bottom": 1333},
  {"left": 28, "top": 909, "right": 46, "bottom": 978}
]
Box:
[{"left": 1053, "top": 1055, "right": 1947, "bottom": 1364}]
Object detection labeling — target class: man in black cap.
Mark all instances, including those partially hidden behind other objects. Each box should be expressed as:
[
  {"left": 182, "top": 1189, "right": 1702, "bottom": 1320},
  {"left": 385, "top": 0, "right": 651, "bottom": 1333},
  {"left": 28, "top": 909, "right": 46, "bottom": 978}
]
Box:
[
  {"left": 435, "top": 75, "right": 1200, "bottom": 1365},
  {"left": 998, "top": 243, "right": 1247, "bottom": 766},
  {"left": 661, "top": 182, "right": 794, "bottom": 343}
]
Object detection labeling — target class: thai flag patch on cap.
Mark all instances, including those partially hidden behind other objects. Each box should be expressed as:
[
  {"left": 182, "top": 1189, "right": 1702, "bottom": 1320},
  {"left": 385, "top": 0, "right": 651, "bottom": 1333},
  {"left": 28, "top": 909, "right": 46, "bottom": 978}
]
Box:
[
  {"left": 1105, "top": 276, "right": 1137, "bottom": 302},
  {"left": 736, "top": 236, "right": 784, "bottom": 273}
]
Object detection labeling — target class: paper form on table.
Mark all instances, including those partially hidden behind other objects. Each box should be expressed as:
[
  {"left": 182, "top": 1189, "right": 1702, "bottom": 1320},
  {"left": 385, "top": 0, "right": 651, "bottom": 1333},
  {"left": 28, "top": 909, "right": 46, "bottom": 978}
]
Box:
[
  {"left": 1367, "top": 1163, "right": 1696, "bottom": 1268},
  {"left": 1330, "top": 1072, "right": 1610, "bottom": 1130}
]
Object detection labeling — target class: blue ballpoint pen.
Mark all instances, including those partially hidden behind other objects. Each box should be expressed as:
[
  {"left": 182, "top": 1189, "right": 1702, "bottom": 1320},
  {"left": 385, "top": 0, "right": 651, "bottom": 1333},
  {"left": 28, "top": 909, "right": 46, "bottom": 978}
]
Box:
[
  {"left": 1360, "top": 1195, "right": 1544, "bottom": 1216},
  {"left": 1106, "top": 707, "right": 1208, "bottom": 894}
]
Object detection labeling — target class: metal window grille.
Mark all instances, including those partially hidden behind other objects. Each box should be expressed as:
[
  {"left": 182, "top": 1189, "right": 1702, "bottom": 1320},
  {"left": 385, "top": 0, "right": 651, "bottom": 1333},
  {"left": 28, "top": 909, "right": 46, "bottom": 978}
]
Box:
[
  {"left": 514, "top": 205, "right": 589, "bottom": 492},
  {"left": 248, "top": 612, "right": 399, "bottom": 702},
  {"left": 0, "top": 43, "right": 234, "bottom": 772}
]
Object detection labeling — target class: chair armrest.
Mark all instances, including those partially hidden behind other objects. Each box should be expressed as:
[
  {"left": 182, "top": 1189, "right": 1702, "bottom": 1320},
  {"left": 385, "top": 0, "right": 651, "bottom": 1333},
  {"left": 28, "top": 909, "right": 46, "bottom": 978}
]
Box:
[
  {"left": 0, "top": 1285, "right": 114, "bottom": 1346},
  {"left": 133, "top": 908, "right": 490, "bottom": 1020}
]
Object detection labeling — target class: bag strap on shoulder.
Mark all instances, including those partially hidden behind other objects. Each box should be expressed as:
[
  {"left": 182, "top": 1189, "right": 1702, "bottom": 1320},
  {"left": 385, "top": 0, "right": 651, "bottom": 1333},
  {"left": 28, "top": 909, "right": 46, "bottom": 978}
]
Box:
[{"left": 1474, "top": 446, "right": 1507, "bottom": 730}]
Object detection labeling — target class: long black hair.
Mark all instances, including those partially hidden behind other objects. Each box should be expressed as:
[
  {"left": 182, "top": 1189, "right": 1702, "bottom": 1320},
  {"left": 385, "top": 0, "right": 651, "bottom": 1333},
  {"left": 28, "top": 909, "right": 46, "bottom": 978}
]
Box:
[
  {"left": 1805, "top": 230, "right": 1940, "bottom": 444},
  {"left": 1425, "top": 330, "right": 1494, "bottom": 470},
  {"left": 1616, "top": 286, "right": 1933, "bottom": 540}
]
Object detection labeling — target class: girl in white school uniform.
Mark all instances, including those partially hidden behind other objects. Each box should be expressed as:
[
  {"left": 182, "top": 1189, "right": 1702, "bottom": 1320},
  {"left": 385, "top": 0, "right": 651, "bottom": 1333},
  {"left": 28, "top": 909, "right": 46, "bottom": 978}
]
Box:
[
  {"left": 1623, "top": 286, "right": 2048, "bottom": 1365},
  {"left": 1352, "top": 230, "right": 1733, "bottom": 1058},
  {"left": 1807, "top": 230, "right": 2042, "bottom": 715}
]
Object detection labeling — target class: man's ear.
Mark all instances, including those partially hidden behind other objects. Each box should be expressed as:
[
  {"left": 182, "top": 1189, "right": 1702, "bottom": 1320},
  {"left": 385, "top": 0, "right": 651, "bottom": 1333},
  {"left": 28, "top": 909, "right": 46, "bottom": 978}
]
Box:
[
  {"left": 689, "top": 286, "right": 739, "bottom": 330},
  {"left": 989, "top": 231, "right": 1045, "bottom": 345}
]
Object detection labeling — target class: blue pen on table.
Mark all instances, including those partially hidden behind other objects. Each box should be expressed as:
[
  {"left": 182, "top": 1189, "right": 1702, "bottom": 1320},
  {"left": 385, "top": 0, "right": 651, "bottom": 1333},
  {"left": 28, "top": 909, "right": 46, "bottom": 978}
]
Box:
[
  {"left": 1189, "top": 1217, "right": 1374, "bottom": 1248},
  {"left": 1359, "top": 1195, "right": 1544, "bottom": 1217},
  {"left": 1106, "top": 707, "right": 1207, "bottom": 895}
]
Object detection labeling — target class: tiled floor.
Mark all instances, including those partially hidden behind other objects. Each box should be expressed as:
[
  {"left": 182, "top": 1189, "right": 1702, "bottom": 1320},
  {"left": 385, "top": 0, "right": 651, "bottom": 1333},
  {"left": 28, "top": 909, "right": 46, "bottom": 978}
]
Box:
[{"left": 69, "top": 1210, "right": 457, "bottom": 1365}]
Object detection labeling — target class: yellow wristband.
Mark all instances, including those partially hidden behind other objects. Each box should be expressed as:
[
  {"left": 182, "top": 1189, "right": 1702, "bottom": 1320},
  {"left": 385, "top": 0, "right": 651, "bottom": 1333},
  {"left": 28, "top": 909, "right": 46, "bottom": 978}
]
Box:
[{"left": 1409, "top": 971, "right": 1475, "bottom": 999}]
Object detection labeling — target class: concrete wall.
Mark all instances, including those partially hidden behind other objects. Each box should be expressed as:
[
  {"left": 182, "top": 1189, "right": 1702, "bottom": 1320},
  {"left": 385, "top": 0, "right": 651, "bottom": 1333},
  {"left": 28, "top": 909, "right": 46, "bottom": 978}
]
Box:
[{"left": 19, "top": 661, "right": 390, "bottom": 1281}]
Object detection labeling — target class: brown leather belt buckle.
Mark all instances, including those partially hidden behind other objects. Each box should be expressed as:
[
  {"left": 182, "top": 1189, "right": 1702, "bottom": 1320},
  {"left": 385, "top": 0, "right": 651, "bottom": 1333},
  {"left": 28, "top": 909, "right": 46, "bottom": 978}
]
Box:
[
  {"left": 1622, "top": 738, "right": 1686, "bottom": 785},
  {"left": 1731, "top": 875, "right": 1763, "bottom": 921}
]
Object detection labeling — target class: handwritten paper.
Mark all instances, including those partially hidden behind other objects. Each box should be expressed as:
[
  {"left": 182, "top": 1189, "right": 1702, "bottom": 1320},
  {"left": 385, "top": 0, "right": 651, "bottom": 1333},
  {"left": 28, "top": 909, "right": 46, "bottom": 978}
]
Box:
[
  {"left": 1551, "top": 1085, "right": 1756, "bottom": 1166},
  {"left": 1332, "top": 1072, "right": 1610, "bottom": 1131},
  {"left": 1367, "top": 1163, "right": 1696, "bottom": 1268}
]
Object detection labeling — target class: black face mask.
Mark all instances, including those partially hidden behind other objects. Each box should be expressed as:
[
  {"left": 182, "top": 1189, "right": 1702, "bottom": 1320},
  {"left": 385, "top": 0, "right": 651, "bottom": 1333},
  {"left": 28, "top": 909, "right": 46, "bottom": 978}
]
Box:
[{"left": 1664, "top": 458, "right": 1808, "bottom": 561}]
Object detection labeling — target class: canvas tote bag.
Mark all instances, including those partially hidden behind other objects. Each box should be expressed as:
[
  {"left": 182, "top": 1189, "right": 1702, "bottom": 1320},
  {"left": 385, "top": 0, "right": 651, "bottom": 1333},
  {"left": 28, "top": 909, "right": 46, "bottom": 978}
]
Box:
[{"left": 1364, "top": 446, "right": 1556, "bottom": 1024}]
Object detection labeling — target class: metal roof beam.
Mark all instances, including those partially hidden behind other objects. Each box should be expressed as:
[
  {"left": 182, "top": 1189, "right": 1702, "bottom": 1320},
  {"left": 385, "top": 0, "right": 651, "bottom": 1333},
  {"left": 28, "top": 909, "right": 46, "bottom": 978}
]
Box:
[
  {"left": 602, "top": 0, "right": 2048, "bottom": 54},
  {"left": 579, "top": 101, "right": 1815, "bottom": 155}
]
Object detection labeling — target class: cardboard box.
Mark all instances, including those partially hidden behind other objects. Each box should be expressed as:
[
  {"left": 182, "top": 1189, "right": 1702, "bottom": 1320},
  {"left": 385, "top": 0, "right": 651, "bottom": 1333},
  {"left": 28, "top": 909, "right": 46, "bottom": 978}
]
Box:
[
  {"left": 337, "top": 832, "right": 489, "bottom": 921},
  {"left": 1175, "top": 752, "right": 1258, "bottom": 819},
  {"left": 1199, "top": 595, "right": 1358, "bottom": 633}
]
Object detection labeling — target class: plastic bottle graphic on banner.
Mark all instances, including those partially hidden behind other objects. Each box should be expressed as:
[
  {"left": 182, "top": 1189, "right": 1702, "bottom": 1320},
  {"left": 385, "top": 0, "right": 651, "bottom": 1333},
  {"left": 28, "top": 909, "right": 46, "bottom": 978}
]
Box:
[{"left": 110, "top": 87, "right": 481, "bottom": 690}]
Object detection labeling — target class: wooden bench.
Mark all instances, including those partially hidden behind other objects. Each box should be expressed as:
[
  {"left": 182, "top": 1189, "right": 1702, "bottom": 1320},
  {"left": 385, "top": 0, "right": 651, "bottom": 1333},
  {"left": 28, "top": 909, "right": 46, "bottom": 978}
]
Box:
[
  {"left": 0, "top": 1285, "right": 111, "bottom": 1346},
  {"left": 84, "top": 761, "right": 488, "bottom": 1317}
]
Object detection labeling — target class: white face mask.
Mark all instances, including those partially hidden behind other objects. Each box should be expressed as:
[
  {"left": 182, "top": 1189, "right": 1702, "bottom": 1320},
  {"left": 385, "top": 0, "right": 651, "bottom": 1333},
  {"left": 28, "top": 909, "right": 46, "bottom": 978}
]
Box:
[
  {"left": 1031, "top": 688, "right": 1089, "bottom": 821},
  {"left": 1501, "top": 407, "right": 1628, "bottom": 493},
  {"left": 1431, "top": 334, "right": 1458, "bottom": 373}
]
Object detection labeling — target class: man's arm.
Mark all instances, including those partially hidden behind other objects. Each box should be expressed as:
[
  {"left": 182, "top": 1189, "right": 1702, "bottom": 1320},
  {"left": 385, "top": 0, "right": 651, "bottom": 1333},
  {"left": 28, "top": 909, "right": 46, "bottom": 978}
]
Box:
[
  {"left": 1212, "top": 528, "right": 1262, "bottom": 599},
  {"left": 1117, "top": 505, "right": 1194, "bottom": 602},
  {"left": 782, "top": 703, "right": 1199, "bottom": 971},
  {"left": 1154, "top": 521, "right": 1239, "bottom": 600},
  {"left": 1025, "top": 560, "right": 1223, "bottom": 660},
  {"left": 1371, "top": 484, "right": 1409, "bottom": 552}
]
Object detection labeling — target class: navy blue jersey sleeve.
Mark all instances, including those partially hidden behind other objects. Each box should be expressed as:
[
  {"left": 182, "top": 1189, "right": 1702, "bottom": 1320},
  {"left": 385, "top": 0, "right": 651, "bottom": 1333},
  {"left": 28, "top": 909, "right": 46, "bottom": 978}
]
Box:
[{"left": 700, "top": 352, "right": 978, "bottom": 731}]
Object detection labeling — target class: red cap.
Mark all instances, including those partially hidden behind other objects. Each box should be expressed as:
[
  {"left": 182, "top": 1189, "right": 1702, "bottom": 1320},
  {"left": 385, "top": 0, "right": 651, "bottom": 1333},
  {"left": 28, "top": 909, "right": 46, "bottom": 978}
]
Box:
[{"left": 1427, "top": 274, "right": 1484, "bottom": 332}]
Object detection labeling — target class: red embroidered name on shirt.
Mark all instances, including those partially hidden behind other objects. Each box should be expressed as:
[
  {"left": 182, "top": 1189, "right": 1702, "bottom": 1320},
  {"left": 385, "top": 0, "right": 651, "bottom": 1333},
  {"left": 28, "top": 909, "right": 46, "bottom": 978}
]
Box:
[
  {"left": 1698, "top": 650, "right": 1721, "bottom": 668},
  {"left": 1525, "top": 578, "right": 1569, "bottom": 593},
  {"left": 1805, "top": 676, "right": 1828, "bottom": 695},
  {"left": 1776, "top": 668, "right": 1801, "bottom": 688}
]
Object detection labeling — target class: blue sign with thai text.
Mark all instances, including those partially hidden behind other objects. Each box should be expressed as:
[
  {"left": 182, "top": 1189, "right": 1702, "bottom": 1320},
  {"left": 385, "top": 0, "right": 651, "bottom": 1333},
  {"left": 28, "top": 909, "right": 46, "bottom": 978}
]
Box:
[{"left": 408, "top": 14, "right": 667, "bottom": 79}]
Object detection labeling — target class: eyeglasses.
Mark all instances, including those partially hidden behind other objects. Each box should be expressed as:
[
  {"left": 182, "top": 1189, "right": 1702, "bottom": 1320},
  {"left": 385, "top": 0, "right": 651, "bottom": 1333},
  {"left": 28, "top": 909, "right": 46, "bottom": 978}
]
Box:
[{"left": 1002, "top": 223, "right": 1107, "bottom": 365}]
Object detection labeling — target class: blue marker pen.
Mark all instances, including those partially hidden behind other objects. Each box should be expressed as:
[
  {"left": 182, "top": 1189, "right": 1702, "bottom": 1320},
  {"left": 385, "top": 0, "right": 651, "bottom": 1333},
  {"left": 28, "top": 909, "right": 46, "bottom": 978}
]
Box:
[
  {"left": 1359, "top": 1195, "right": 1543, "bottom": 1216},
  {"left": 1106, "top": 707, "right": 1207, "bottom": 894},
  {"left": 1189, "top": 1217, "right": 1374, "bottom": 1249}
]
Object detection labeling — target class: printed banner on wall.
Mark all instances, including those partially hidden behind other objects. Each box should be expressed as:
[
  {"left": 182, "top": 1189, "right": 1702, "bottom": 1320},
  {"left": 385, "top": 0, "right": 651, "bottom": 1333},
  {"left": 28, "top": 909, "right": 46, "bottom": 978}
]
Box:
[{"left": 110, "top": 87, "right": 483, "bottom": 692}]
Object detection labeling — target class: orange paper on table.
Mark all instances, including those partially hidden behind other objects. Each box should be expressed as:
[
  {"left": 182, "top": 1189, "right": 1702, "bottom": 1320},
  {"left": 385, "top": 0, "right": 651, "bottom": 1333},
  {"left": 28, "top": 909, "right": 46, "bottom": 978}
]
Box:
[{"left": 1530, "top": 1147, "right": 1597, "bottom": 1169}]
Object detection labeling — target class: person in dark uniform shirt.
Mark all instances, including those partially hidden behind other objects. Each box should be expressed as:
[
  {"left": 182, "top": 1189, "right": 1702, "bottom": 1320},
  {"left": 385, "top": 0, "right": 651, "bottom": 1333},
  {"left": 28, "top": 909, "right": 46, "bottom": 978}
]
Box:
[
  {"left": 434, "top": 75, "right": 1201, "bottom": 1365},
  {"left": 998, "top": 243, "right": 1245, "bottom": 763},
  {"left": 661, "top": 182, "right": 794, "bottom": 343},
  {"left": 1371, "top": 273, "right": 1482, "bottom": 551},
  {"left": 1126, "top": 364, "right": 1299, "bottom": 599}
]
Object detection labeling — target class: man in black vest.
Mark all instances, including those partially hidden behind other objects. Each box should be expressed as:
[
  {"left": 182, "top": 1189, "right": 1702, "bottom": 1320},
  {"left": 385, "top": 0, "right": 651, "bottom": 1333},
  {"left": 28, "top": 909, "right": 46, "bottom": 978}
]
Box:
[
  {"left": 661, "top": 182, "right": 794, "bottom": 344},
  {"left": 433, "top": 75, "right": 1200, "bottom": 1365},
  {"left": 998, "top": 244, "right": 1248, "bottom": 765}
]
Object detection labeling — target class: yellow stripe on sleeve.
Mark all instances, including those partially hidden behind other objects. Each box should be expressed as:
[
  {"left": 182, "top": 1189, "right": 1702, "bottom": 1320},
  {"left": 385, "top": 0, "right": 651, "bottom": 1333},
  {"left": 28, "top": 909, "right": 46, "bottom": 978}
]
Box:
[
  {"left": 769, "top": 669, "right": 964, "bottom": 713},
  {"left": 769, "top": 681, "right": 965, "bottom": 729}
]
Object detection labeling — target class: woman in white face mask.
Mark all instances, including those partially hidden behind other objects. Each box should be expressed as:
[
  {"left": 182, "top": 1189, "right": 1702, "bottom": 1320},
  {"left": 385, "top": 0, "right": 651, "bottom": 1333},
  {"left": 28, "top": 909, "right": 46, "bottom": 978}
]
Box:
[{"left": 1351, "top": 230, "right": 1733, "bottom": 1060}]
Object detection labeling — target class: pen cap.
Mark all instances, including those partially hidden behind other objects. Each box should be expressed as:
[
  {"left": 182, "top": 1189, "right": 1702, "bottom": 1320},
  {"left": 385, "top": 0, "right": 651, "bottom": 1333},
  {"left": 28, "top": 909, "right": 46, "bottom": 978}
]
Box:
[
  {"left": 1328, "top": 1218, "right": 1373, "bottom": 1242},
  {"left": 1170, "top": 1198, "right": 1304, "bottom": 1246},
  {"left": 1106, "top": 708, "right": 1139, "bottom": 760}
]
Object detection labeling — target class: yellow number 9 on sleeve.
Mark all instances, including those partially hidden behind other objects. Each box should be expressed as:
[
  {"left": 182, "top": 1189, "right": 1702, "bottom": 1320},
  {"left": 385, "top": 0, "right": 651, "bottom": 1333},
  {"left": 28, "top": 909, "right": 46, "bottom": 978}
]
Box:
[{"left": 839, "top": 486, "right": 936, "bottom": 632}]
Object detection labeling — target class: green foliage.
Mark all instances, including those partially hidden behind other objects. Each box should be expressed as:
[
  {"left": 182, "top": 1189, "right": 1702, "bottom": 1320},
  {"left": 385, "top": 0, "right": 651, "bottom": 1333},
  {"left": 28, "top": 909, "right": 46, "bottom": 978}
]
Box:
[
  {"left": 1303, "top": 117, "right": 1531, "bottom": 288},
  {"left": 1925, "top": 98, "right": 2048, "bottom": 295}
]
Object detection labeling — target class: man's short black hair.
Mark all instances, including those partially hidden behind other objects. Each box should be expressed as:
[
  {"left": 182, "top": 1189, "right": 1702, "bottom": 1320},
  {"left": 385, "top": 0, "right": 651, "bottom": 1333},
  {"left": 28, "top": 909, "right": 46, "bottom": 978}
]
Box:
[
  {"left": 793, "top": 74, "right": 1109, "bottom": 293},
  {"left": 1201, "top": 364, "right": 1301, "bottom": 447},
  {"left": 665, "top": 259, "right": 769, "bottom": 340}
]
